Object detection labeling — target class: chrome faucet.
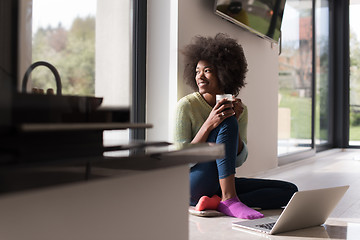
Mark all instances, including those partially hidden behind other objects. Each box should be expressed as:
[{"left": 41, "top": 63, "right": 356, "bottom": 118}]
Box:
[{"left": 22, "top": 61, "right": 62, "bottom": 95}]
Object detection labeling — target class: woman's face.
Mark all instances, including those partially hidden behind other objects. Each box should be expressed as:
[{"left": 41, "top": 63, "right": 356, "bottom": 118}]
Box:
[{"left": 195, "top": 60, "right": 222, "bottom": 95}]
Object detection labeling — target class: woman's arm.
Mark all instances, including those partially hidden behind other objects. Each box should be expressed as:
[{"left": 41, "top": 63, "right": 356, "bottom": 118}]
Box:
[
  {"left": 237, "top": 136, "right": 244, "bottom": 155},
  {"left": 174, "top": 99, "right": 193, "bottom": 144},
  {"left": 235, "top": 101, "right": 248, "bottom": 167},
  {"left": 232, "top": 97, "right": 247, "bottom": 155},
  {"left": 191, "top": 98, "right": 235, "bottom": 144}
]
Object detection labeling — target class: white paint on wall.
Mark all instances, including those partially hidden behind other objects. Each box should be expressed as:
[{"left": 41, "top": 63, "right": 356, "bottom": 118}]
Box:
[
  {"left": 146, "top": 0, "right": 178, "bottom": 142},
  {"left": 96, "top": 0, "right": 130, "bottom": 107}
]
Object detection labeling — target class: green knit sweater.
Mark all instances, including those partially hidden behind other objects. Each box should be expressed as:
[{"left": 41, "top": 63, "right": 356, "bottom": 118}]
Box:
[{"left": 174, "top": 92, "right": 248, "bottom": 167}]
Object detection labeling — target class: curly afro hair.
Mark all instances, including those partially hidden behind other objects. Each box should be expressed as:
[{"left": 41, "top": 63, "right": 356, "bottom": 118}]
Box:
[{"left": 181, "top": 33, "right": 248, "bottom": 96}]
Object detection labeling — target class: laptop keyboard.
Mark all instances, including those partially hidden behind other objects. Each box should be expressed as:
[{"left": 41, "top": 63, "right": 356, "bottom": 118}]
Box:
[{"left": 255, "top": 222, "right": 276, "bottom": 230}]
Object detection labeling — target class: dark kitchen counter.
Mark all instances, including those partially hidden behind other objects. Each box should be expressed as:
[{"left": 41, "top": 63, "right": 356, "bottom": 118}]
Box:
[{"left": 0, "top": 141, "right": 225, "bottom": 195}]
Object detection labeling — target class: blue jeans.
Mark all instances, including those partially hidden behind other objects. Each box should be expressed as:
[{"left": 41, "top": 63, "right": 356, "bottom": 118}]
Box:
[{"left": 189, "top": 116, "right": 298, "bottom": 209}]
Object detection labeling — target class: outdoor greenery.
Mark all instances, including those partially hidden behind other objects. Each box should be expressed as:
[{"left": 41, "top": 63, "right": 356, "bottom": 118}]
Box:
[
  {"left": 31, "top": 16, "right": 95, "bottom": 96},
  {"left": 350, "top": 125, "right": 360, "bottom": 140},
  {"left": 279, "top": 27, "right": 360, "bottom": 142},
  {"left": 350, "top": 29, "right": 360, "bottom": 140},
  {"left": 278, "top": 90, "right": 312, "bottom": 139}
]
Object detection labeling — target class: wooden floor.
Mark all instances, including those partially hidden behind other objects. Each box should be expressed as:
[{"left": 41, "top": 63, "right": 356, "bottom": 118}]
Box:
[{"left": 189, "top": 148, "right": 360, "bottom": 240}]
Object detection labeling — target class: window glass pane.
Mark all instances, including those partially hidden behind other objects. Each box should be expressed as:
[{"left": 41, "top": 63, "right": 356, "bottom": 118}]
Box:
[
  {"left": 33, "top": 1, "right": 96, "bottom": 95},
  {"left": 29, "top": 0, "right": 131, "bottom": 107},
  {"left": 349, "top": 0, "right": 360, "bottom": 146},
  {"left": 315, "top": 0, "right": 330, "bottom": 146},
  {"left": 19, "top": 0, "right": 132, "bottom": 144},
  {"left": 278, "top": 0, "right": 313, "bottom": 156}
]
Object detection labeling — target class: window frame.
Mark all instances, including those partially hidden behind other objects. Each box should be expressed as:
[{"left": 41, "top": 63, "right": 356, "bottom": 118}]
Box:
[
  {"left": 314, "top": 0, "right": 334, "bottom": 152},
  {"left": 130, "top": 0, "right": 147, "bottom": 141},
  {"left": 278, "top": 0, "right": 317, "bottom": 164},
  {"left": 332, "top": 0, "right": 350, "bottom": 148}
]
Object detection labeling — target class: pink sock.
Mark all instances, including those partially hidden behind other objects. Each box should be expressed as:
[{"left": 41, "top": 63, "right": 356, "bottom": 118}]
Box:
[
  {"left": 195, "top": 195, "right": 221, "bottom": 211},
  {"left": 217, "top": 197, "right": 264, "bottom": 219}
]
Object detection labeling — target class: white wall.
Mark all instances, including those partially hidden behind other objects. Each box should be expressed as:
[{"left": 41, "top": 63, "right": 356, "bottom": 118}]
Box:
[
  {"left": 96, "top": 0, "right": 130, "bottom": 107},
  {"left": 147, "top": 0, "right": 280, "bottom": 175},
  {"left": 146, "top": 0, "right": 178, "bottom": 142}
]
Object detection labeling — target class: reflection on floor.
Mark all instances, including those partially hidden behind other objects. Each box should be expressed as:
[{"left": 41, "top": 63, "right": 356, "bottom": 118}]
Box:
[{"left": 189, "top": 149, "right": 360, "bottom": 240}]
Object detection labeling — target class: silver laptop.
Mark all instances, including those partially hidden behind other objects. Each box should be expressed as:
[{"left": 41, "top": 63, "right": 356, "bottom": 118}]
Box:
[{"left": 232, "top": 185, "right": 349, "bottom": 235}]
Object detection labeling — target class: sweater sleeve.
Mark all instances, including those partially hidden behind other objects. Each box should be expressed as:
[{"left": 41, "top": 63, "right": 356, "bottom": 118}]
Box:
[
  {"left": 174, "top": 98, "right": 193, "bottom": 144},
  {"left": 235, "top": 104, "right": 248, "bottom": 168},
  {"left": 235, "top": 140, "right": 248, "bottom": 167}
]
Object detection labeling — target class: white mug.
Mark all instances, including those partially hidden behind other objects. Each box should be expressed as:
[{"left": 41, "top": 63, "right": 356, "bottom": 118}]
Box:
[{"left": 216, "top": 94, "right": 233, "bottom": 104}]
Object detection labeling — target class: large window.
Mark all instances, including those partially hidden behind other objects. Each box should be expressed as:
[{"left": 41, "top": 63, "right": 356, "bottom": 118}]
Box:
[
  {"left": 278, "top": 0, "right": 332, "bottom": 158},
  {"left": 349, "top": 0, "right": 360, "bottom": 146},
  {"left": 278, "top": 0, "right": 313, "bottom": 156},
  {"left": 315, "top": 0, "right": 330, "bottom": 148},
  {"left": 19, "top": 0, "right": 133, "bottom": 145}
]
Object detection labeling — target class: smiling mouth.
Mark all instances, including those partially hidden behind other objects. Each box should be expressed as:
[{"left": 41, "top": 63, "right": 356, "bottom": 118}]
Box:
[{"left": 197, "top": 81, "right": 208, "bottom": 87}]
